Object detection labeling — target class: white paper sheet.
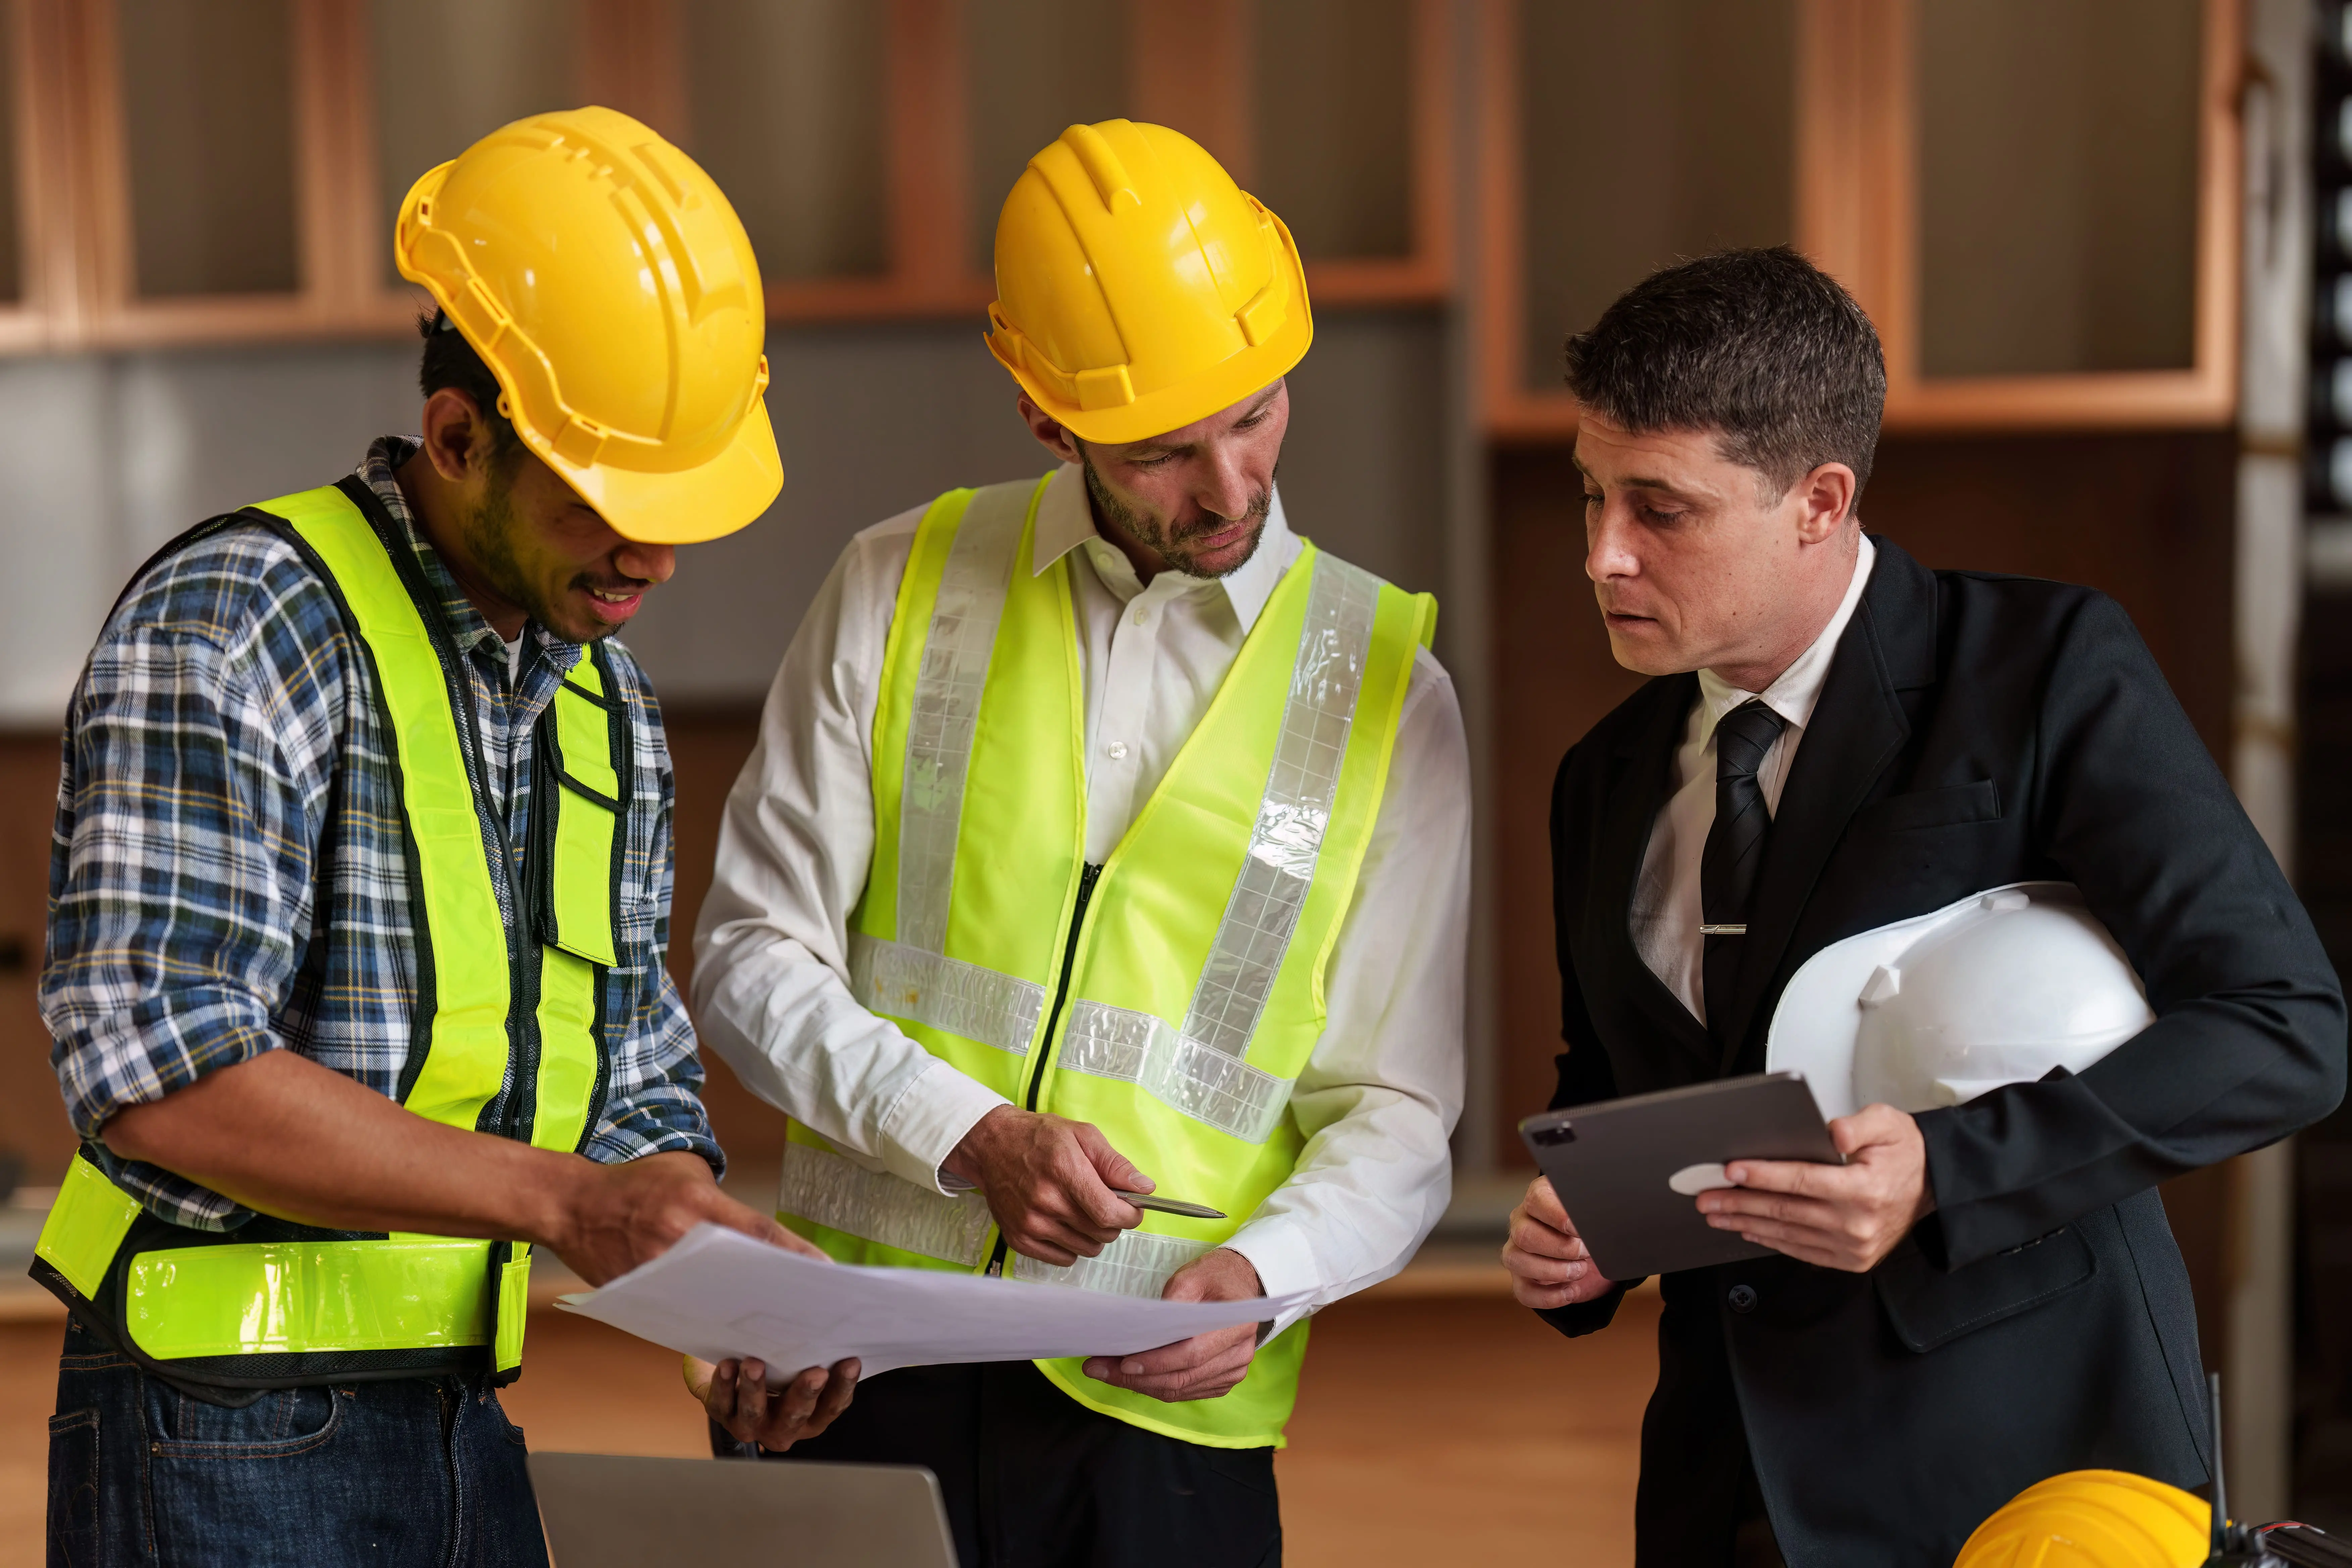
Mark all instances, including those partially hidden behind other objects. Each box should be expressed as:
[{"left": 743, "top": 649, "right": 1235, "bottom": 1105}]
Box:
[{"left": 558, "top": 1224, "right": 1306, "bottom": 1380}]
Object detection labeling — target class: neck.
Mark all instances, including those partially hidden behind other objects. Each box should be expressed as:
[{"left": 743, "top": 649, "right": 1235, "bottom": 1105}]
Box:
[
  {"left": 394, "top": 449, "right": 530, "bottom": 639},
  {"left": 1706, "top": 535, "right": 1860, "bottom": 694}
]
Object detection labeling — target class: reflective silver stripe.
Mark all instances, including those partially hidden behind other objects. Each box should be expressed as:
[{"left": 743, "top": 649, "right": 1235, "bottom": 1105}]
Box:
[
  {"left": 776, "top": 1138, "right": 992, "bottom": 1268},
  {"left": 1009, "top": 1229, "right": 1213, "bottom": 1299},
  {"left": 848, "top": 933, "right": 1044, "bottom": 1056},
  {"left": 1059, "top": 999, "right": 1293, "bottom": 1143},
  {"left": 898, "top": 483, "right": 1036, "bottom": 954},
  {"left": 1181, "top": 553, "right": 1381, "bottom": 1058}
]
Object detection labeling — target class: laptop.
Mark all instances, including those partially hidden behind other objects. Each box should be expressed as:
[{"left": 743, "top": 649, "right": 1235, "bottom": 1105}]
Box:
[{"left": 529, "top": 1451, "right": 959, "bottom": 1568}]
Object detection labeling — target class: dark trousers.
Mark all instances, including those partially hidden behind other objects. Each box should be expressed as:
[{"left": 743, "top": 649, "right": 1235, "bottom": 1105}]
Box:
[
  {"left": 717, "top": 1360, "right": 1281, "bottom": 1568},
  {"left": 47, "top": 1315, "right": 546, "bottom": 1568}
]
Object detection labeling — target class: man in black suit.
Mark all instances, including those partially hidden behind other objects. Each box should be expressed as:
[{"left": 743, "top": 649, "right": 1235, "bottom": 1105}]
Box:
[{"left": 1500, "top": 247, "right": 2346, "bottom": 1567}]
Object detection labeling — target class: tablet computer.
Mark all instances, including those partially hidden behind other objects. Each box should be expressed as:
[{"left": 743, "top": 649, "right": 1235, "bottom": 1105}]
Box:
[{"left": 1517, "top": 1071, "right": 1842, "bottom": 1281}]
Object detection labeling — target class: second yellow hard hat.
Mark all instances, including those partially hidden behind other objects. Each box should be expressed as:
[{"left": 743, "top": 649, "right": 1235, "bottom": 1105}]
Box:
[
  {"left": 395, "top": 106, "right": 781, "bottom": 545},
  {"left": 1955, "top": 1470, "right": 2213, "bottom": 1568},
  {"left": 987, "top": 120, "right": 1313, "bottom": 445}
]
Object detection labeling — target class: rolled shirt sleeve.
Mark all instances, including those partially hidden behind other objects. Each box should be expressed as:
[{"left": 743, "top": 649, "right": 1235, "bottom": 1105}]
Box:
[{"left": 43, "top": 540, "right": 343, "bottom": 1228}]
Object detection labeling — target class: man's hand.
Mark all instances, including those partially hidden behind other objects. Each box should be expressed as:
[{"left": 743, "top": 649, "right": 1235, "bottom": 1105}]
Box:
[
  {"left": 944, "top": 1106, "right": 1147, "bottom": 1266},
  {"left": 1502, "top": 1175, "right": 1618, "bottom": 1310},
  {"left": 686, "top": 1353, "right": 860, "bottom": 1451},
  {"left": 1081, "top": 1248, "right": 1264, "bottom": 1402},
  {"left": 1699, "top": 1103, "right": 1934, "bottom": 1272},
  {"left": 544, "top": 1150, "right": 826, "bottom": 1287},
  {"left": 97, "top": 1052, "right": 823, "bottom": 1286}
]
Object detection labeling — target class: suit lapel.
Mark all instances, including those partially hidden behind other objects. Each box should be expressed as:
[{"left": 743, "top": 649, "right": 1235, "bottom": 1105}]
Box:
[
  {"left": 1717, "top": 540, "right": 1933, "bottom": 1069},
  {"left": 1594, "top": 674, "right": 1718, "bottom": 1080}
]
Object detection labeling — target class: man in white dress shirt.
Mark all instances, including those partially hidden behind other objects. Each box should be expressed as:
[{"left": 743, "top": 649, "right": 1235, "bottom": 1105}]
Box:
[{"left": 688, "top": 120, "right": 1467, "bottom": 1567}]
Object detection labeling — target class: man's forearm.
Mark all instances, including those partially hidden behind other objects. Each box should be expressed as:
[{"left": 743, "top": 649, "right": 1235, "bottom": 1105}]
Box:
[{"left": 102, "top": 1048, "right": 602, "bottom": 1246}]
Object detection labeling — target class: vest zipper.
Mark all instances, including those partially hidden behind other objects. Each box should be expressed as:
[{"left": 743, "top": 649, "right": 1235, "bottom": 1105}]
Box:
[{"left": 985, "top": 859, "right": 1104, "bottom": 1278}]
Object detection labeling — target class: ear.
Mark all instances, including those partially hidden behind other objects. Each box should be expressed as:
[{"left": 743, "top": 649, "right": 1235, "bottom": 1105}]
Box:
[
  {"left": 418, "top": 387, "right": 500, "bottom": 484},
  {"left": 1793, "top": 462, "right": 1858, "bottom": 546},
  {"left": 1016, "top": 394, "right": 1084, "bottom": 466}
]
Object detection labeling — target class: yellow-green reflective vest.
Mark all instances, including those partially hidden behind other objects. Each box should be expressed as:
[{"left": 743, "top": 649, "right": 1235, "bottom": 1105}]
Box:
[
  {"left": 777, "top": 475, "right": 1435, "bottom": 1448},
  {"left": 34, "top": 478, "right": 625, "bottom": 1390}
]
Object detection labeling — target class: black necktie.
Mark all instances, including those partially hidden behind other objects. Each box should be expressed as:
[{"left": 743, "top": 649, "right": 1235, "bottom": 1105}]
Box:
[{"left": 1700, "top": 699, "right": 1787, "bottom": 1038}]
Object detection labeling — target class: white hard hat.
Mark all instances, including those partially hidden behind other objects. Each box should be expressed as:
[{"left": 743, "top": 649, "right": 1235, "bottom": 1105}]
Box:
[{"left": 1766, "top": 883, "right": 2153, "bottom": 1121}]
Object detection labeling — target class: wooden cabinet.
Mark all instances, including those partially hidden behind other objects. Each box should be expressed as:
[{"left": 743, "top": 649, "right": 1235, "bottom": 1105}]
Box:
[
  {"left": 1482, "top": 0, "right": 2242, "bottom": 437},
  {"left": 0, "top": 0, "right": 1454, "bottom": 354}
]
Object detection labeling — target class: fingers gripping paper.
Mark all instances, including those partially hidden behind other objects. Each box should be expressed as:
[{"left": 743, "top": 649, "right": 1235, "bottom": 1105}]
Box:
[{"left": 560, "top": 1225, "right": 1305, "bottom": 1380}]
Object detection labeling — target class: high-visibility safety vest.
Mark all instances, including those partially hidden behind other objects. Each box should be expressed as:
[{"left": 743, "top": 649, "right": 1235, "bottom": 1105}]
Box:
[
  {"left": 777, "top": 475, "right": 1435, "bottom": 1448},
  {"left": 34, "top": 477, "right": 627, "bottom": 1390}
]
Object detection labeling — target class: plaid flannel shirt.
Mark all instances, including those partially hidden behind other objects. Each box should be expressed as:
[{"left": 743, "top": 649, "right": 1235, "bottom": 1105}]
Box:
[{"left": 41, "top": 437, "right": 720, "bottom": 1230}]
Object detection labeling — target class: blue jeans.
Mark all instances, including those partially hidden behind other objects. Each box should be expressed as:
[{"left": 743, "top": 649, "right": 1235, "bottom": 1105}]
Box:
[{"left": 46, "top": 1316, "right": 547, "bottom": 1568}]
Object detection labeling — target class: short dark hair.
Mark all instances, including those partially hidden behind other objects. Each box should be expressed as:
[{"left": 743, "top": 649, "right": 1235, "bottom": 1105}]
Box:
[
  {"left": 417, "top": 309, "right": 523, "bottom": 465},
  {"left": 1563, "top": 246, "right": 1884, "bottom": 500}
]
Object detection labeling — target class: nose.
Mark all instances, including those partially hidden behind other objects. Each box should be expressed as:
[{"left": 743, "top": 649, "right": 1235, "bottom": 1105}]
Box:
[
  {"left": 1194, "top": 445, "right": 1261, "bottom": 522},
  {"left": 615, "top": 541, "right": 676, "bottom": 586},
  {"left": 1584, "top": 501, "right": 1639, "bottom": 586}
]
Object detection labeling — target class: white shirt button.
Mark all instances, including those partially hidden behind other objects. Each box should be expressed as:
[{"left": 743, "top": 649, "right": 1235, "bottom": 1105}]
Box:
[
  {"left": 1132, "top": 606, "right": 1151, "bottom": 627},
  {"left": 1106, "top": 740, "right": 1130, "bottom": 761}
]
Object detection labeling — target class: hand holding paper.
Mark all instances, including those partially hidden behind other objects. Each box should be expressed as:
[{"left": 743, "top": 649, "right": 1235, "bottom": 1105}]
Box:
[{"left": 565, "top": 1223, "right": 1306, "bottom": 1383}]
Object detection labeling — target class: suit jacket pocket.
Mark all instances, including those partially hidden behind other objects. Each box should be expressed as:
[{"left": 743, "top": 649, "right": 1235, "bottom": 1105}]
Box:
[
  {"left": 1853, "top": 778, "right": 2001, "bottom": 833},
  {"left": 1873, "top": 1225, "right": 2095, "bottom": 1352}
]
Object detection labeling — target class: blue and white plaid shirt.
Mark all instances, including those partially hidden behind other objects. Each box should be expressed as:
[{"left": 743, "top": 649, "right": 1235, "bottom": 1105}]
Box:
[{"left": 42, "top": 437, "right": 720, "bottom": 1230}]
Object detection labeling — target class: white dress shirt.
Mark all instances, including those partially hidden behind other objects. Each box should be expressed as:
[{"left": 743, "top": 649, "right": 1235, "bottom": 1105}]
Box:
[
  {"left": 1629, "top": 536, "right": 1875, "bottom": 1022},
  {"left": 692, "top": 464, "right": 1470, "bottom": 1325}
]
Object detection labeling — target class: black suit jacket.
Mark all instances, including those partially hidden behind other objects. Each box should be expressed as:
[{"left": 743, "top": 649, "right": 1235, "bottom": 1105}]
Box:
[{"left": 1539, "top": 538, "right": 2345, "bottom": 1567}]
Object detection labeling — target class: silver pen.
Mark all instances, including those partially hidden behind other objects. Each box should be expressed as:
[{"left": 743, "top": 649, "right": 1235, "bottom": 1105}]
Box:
[{"left": 1115, "top": 1191, "right": 1227, "bottom": 1220}]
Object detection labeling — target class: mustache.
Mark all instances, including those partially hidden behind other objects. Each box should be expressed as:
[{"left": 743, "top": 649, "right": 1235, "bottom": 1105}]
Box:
[{"left": 1170, "top": 490, "right": 1273, "bottom": 538}]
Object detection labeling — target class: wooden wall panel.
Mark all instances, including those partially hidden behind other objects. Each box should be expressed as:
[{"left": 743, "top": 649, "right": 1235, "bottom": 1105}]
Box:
[{"left": 0, "top": 734, "right": 69, "bottom": 1186}]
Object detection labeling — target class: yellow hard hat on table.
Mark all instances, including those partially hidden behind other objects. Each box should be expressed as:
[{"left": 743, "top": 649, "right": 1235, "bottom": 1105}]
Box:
[
  {"left": 987, "top": 119, "right": 1313, "bottom": 444},
  {"left": 394, "top": 105, "right": 781, "bottom": 545},
  {"left": 1955, "top": 1470, "right": 2213, "bottom": 1567}
]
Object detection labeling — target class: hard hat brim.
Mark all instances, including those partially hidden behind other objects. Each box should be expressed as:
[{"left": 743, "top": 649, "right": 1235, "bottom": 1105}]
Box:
[{"left": 545, "top": 392, "right": 784, "bottom": 546}]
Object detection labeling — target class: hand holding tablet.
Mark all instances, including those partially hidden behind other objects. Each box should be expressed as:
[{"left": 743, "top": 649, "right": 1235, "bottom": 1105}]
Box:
[{"left": 1516, "top": 1072, "right": 1844, "bottom": 1281}]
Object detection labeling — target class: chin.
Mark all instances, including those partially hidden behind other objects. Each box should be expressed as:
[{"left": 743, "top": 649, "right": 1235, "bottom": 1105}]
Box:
[{"left": 1604, "top": 632, "right": 1683, "bottom": 678}]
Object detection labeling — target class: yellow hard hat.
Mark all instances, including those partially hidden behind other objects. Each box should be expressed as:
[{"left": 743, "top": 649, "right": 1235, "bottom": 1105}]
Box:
[
  {"left": 986, "top": 119, "right": 1312, "bottom": 445},
  {"left": 1956, "top": 1470, "right": 2212, "bottom": 1568},
  {"left": 394, "top": 106, "right": 781, "bottom": 545}
]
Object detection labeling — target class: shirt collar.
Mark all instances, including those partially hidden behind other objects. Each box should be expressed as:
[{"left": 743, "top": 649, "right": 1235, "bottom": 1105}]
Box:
[
  {"left": 1028, "top": 462, "right": 1298, "bottom": 634},
  {"left": 1695, "top": 534, "right": 1876, "bottom": 745},
  {"left": 358, "top": 435, "right": 581, "bottom": 677}
]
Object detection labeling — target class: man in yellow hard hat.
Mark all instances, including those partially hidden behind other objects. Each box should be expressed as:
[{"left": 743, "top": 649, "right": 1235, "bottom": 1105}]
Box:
[
  {"left": 35, "top": 107, "right": 854, "bottom": 1564},
  {"left": 690, "top": 119, "right": 1469, "bottom": 1565}
]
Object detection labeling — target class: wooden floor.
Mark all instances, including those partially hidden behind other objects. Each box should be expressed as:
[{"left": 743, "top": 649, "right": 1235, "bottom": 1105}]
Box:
[{"left": 0, "top": 1290, "right": 1660, "bottom": 1565}]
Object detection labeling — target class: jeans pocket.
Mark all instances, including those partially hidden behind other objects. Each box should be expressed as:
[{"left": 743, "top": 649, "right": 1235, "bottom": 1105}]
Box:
[
  {"left": 486, "top": 1390, "right": 528, "bottom": 1449},
  {"left": 148, "top": 1385, "right": 342, "bottom": 1459},
  {"left": 46, "top": 1409, "right": 101, "bottom": 1568}
]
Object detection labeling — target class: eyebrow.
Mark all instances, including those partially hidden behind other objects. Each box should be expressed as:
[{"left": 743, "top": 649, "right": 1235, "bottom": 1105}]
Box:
[
  {"left": 1127, "top": 388, "right": 1281, "bottom": 458},
  {"left": 1575, "top": 461, "right": 1704, "bottom": 501}
]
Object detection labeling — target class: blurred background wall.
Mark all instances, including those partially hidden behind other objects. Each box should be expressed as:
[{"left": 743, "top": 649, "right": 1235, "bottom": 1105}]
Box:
[{"left": 2, "top": 0, "right": 2349, "bottom": 1527}]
